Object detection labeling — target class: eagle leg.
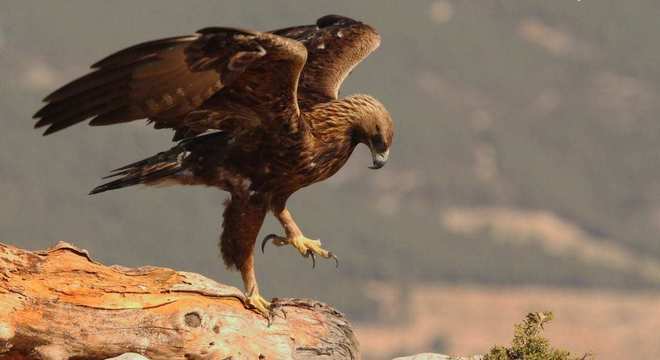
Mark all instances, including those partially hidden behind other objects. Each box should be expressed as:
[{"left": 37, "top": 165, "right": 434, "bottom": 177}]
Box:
[
  {"left": 240, "top": 254, "right": 275, "bottom": 319},
  {"left": 261, "top": 208, "right": 339, "bottom": 268}
]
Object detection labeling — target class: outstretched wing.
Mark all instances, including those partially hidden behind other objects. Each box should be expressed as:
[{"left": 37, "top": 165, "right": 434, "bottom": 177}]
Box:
[
  {"left": 272, "top": 15, "right": 381, "bottom": 108},
  {"left": 34, "top": 27, "right": 307, "bottom": 137}
]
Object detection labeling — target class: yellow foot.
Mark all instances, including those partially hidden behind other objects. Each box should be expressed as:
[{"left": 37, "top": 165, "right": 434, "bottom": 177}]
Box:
[
  {"left": 261, "top": 234, "right": 339, "bottom": 268},
  {"left": 246, "top": 290, "right": 272, "bottom": 319}
]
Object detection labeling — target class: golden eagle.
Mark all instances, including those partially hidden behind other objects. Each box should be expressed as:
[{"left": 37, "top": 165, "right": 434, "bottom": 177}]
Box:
[{"left": 33, "top": 15, "right": 394, "bottom": 316}]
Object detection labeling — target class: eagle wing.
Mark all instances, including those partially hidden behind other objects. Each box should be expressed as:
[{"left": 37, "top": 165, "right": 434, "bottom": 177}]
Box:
[
  {"left": 34, "top": 27, "right": 307, "bottom": 137},
  {"left": 272, "top": 15, "right": 381, "bottom": 108}
]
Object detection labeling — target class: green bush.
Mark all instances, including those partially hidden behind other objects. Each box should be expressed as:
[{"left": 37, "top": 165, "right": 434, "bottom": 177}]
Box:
[{"left": 484, "top": 312, "right": 591, "bottom": 360}]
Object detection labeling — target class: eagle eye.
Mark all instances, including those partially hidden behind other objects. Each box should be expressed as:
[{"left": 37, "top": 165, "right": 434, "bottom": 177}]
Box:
[{"left": 371, "top": 134, "right": 386, "bottom": 152}]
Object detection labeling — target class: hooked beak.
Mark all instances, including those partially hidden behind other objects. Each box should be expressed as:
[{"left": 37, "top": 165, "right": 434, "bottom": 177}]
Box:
[{"left": 369, "top": 148, "right": 389, "bottom": 169}]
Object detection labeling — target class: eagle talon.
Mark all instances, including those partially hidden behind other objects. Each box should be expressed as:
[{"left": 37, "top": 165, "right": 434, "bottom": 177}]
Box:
[
  {"left": 261, "top": 233, "right": 289, "bottom": 253},
  {"left": 290, "top": 236, "right": 338, "bottom": 267},
  {"left": 309, "top": 251, "right": 316, "bottom": 268},
  {"left": 328, "top": 251, "right": 339, "bottom": 268},
  {"left": 262, "top": 232, "right": 337, "bottom": 268},
  {"left": 270, "top": 303, "right": 288, "bottom": 321},
  {"left": 246, "top": 290, "right": 272, "bottom": 320},
  {"left": 261, "top": 234, "right": 276, "bottom": 253}
]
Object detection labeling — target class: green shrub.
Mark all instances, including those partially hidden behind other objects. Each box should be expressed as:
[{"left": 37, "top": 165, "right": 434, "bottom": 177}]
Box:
[{"left": 484, "top": 312, "right": 591, "bottom": 360}]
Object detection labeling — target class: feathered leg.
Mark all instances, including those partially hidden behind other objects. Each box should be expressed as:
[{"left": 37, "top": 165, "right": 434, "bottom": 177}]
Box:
[
  {"left": 220, "top": 194, "right": 271, "bottom": 317},
  {"left": 261, "top": 208, "right": 338, "bottom": 268}
]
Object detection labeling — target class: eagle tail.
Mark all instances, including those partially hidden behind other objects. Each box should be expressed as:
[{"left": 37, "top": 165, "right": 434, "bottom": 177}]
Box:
[
  {"left": 89, "top": 131, "right": 228, "bottom": 195},
  {"left": 89, "top": 146, "right": 187, "bottom": 195}
]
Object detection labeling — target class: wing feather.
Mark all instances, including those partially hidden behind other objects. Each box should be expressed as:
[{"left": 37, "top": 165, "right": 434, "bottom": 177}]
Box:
[
  {"left": 91, "top": 36, "right": 197, "bottom": 69},
  {"left": 34, "top": 28, "right": 306, "bottom": 137},
  {"left": 272, "top": 15, "right": 381, "bottom": 107}
]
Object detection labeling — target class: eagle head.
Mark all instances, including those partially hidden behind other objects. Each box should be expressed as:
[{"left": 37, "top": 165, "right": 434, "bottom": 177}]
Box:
[{"left": 347, "top": 95, "right": 394, "bottom": 169}]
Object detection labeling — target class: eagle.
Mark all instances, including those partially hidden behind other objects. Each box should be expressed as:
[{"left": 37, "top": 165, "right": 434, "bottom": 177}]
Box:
[{"left": 33, "top": 15, "right": 394, "bottom": 317}]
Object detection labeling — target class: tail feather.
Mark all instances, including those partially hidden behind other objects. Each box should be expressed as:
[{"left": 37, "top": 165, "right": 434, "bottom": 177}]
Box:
[
  {"left": 89, "top": 131, "right": 229, "bottom": 195},
  {"left": 89, "top": 147, "right": 187, "bottom": 195},
  {"left": 89, "top": 165, "right": 182, "bottom": 195},
  {"left": 108, "top": 150, "right": 177, "bottom": 174}
]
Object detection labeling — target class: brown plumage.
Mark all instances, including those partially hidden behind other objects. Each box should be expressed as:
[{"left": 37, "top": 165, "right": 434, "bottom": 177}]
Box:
[{"left": 33, "top": 15, "right": 394, "bottom": 316}]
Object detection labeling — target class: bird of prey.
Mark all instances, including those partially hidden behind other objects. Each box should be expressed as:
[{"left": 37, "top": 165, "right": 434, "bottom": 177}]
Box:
[{"left": 33, "top": 15, "right": 394, "bottom": 317}]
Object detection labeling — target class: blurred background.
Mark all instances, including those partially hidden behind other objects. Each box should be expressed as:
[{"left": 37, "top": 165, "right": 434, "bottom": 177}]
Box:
[{"left": 1, "top": 1, "right": 659, "bottom": 358}]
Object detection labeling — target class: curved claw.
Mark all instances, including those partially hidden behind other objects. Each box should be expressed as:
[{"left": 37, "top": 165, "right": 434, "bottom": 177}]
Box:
[
  {"left": 261, "top": 234, "right": 278, "bottom": 253},
  {"left": 246, "top": 292, "right": 272, "bottom": 322},
  {"left": 309, "top": 251, "right": 316, "bottom": 268},
  {"left": 328, "top": 251, "right": 339, "bottom": 268},
  {"left": 266, "top": 307, "right": 286, "bottom": 327}
]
